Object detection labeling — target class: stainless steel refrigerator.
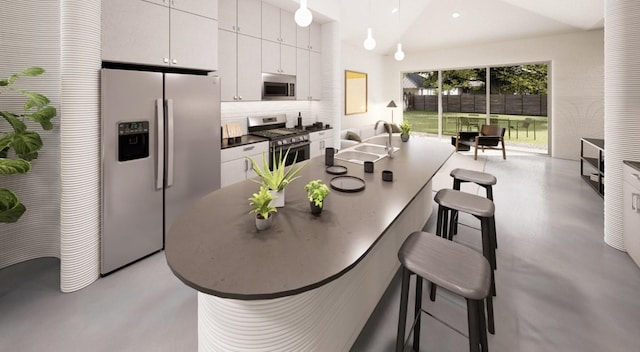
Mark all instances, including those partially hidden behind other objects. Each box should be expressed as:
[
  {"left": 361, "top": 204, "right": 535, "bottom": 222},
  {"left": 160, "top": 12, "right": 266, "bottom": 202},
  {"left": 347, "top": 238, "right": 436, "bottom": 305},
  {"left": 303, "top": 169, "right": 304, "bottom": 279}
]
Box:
[{"left": 100, "top": 68, "right": 220, "bottom": 275}]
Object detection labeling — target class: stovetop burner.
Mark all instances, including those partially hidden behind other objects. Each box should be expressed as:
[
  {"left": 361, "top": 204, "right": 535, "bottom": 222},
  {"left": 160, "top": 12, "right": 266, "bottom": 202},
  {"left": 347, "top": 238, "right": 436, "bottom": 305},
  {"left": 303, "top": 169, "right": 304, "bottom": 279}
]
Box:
[
  {"left": 247, "top": 115, "right": 310, "bottom": 148},
  {"left": 250, "top": 128, "right": 308, "bottom": 139}
]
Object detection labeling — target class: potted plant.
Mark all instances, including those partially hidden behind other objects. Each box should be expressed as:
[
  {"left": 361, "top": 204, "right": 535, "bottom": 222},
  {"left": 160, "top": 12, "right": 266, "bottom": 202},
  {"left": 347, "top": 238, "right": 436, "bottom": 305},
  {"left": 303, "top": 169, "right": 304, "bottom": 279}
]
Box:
[
  {"left": 248, "top": 185, "right": 277, "bottom": 230},
  {"left": 247, "top": 148, "right": 306, "bottom": 207},
  {"left": 399, "top": 120, "right": 411, "bottom": 142},
  {"left": 304, "top": 179, "right": 330, "bottom": 215},
  {"left": 0, "top": 67, "right": 57, "bottom": 223}
]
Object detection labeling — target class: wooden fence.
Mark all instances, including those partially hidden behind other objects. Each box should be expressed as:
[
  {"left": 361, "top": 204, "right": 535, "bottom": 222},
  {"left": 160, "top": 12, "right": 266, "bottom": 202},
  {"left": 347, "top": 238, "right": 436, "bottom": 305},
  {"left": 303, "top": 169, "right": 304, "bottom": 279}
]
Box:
[{"left": 409, "top": 94, "right": 547, "bottom": 116}]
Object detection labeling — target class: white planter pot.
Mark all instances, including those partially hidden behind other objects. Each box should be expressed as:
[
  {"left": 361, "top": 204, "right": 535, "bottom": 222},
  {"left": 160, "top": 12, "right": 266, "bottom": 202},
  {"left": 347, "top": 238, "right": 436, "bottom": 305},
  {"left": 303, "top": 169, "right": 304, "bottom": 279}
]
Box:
[
  {"left": 255, "top": 215, "right": 272, "bottom": 231},
  {"left": 270, "top": 189, "right": 285, "bottom": 208}
]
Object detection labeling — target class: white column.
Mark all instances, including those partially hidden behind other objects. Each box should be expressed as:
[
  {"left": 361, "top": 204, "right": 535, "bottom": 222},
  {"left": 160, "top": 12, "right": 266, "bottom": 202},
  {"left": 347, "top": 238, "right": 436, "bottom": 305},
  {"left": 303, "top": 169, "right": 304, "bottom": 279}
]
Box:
[
  {"left": 604, "top": 0, "right": 640, "bottom": 250},
  {"left": 60, "top": 0, "right": 102, "bottom": 292}
]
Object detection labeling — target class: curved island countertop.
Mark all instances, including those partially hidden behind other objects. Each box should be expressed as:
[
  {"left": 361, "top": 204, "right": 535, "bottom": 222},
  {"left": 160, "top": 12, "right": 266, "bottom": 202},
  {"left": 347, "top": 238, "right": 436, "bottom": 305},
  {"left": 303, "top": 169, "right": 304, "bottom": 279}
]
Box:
[{"left": 165, "top": 136, "right": 454, "bottom": 300}]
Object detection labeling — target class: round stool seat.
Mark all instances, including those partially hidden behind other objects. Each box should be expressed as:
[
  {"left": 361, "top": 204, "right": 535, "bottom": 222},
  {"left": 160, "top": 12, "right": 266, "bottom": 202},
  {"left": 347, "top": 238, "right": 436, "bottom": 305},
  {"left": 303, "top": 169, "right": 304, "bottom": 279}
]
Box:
[
  {"left": 399, "top": 232, "right": 491, "bottom": 300},
  {"left": 434, "top": 189, "right": 495, "bottom": 218},
  {"left": 450, "top": 168, "right": 497, "bottom": 186}
]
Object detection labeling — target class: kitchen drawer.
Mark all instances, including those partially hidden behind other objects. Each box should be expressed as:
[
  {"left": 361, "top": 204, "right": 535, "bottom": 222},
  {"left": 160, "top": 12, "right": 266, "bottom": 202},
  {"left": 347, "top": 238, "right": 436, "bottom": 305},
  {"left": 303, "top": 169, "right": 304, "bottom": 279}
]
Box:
[
  {"left": 309, "top": 130, "right": 331, "bottom": 142},
  {"left": 624, "top": 163, "right": 640, "bottom": 189},
  {"left": 221, "top": 141, "right": 268, "bottom": 162}
]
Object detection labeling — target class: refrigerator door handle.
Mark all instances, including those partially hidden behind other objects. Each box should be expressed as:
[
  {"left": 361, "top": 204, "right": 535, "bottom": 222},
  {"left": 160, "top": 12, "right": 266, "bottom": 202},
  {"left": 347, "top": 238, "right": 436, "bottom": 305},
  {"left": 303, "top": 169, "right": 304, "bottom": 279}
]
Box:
[
  {"left": 167, "top": 99, "right": 175, "bottom": 187},
  {"left": 156, "top": 99, "right": 164, "bottom": 190}
]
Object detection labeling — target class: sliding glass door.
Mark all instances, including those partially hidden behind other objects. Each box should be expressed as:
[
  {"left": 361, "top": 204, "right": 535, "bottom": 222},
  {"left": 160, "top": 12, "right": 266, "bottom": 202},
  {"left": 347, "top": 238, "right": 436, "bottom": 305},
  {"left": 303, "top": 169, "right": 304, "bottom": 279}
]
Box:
[{"left": 402, "top": 63, "right": 548, "bottom": 153}]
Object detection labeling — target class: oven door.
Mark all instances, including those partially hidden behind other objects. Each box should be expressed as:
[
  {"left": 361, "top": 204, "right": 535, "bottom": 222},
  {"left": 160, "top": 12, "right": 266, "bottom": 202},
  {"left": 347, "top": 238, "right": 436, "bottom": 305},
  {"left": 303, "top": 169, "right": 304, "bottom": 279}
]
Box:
[{"left": 270, "top": 142, "right": 311, "bottom": 170}]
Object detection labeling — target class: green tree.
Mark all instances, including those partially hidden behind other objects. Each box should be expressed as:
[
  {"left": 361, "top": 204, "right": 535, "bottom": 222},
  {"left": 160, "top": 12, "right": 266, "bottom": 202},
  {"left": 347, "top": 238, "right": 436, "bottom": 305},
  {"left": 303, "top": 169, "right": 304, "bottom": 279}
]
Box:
[{"left": 490, "top": 64, "right": 547, "bottom": 94}]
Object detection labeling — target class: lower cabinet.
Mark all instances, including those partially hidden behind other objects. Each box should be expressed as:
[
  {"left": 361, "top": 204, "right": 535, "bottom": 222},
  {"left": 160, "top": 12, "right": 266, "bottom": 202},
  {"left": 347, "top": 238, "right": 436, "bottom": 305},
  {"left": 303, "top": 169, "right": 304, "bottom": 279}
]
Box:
[
  {"left": 221, "top": 141, "right": 269, "bottom": 188},
  {"left": 309, "top": 130, "right": 333, "bottom": 159}
]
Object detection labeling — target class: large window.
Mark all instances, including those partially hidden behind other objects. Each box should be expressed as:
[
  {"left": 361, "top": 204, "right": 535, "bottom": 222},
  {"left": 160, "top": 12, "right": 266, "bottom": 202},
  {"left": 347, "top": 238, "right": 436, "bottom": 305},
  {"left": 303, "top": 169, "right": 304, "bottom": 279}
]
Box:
[{"left": 402, "top": 63, "right": 548, "bottom": 152}]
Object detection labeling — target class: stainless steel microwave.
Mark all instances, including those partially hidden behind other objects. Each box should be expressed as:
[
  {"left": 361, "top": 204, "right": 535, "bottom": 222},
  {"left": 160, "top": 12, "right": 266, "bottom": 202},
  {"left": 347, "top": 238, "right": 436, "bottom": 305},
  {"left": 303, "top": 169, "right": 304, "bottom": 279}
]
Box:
[{"left": 262, "top": 73, "right": 296, "bottom": 100}]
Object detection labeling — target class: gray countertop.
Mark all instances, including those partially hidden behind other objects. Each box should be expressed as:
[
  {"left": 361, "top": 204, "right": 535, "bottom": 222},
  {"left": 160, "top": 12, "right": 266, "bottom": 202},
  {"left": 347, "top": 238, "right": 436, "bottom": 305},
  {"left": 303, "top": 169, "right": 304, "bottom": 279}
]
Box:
[
  {"left": 221, "top": 134, "right": 268, "bottom": 150},
  {"left": 165, "top": 137, "right": 454, "bottom": 300}
]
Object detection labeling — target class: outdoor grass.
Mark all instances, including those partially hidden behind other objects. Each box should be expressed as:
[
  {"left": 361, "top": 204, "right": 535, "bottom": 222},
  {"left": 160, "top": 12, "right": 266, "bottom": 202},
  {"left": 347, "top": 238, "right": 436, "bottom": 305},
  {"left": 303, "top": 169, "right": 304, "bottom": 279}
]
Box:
[{"left": 403, "top": 110, "right": 548, "bottom": 150}]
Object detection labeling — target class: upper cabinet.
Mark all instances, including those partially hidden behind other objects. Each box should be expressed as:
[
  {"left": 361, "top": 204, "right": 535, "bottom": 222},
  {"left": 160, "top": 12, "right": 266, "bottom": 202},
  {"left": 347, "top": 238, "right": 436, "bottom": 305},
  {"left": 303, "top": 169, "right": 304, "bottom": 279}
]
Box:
[
  {"left": 261, "top": 2, "right": 296, "bottom": 46},
  {"left": 219, "top": 29, "right": 262, "bottom": 102},
  {"left": 296, "top": 22, "right": 321, "bottom": 52},
  {"left": 262, "top": 40, "right": 296, "bottom": 75},
  {"left": 296, "top": 49, "right": 321, "bottom": 100},
  {"left": 146, "top": 0, "right": 217, "bottom": 19},
  {"left": 102, "top": 0, "right": 218, "bottom": 71},
  {"left": 219, "top": 0, "right": 261, "bottom": 37}
]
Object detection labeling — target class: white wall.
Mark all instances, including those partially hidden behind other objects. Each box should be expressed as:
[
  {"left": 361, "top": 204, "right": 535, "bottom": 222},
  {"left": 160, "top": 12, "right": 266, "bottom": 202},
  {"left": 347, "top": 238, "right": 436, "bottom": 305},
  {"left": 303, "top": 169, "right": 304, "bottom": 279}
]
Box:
[
  {"left": 0, "top": 0, "right": 61, "bottom": 270},
  {"left": 341, "top": 42, "right": 392, "bottom": 130},
  {"left": 381, "top": 29, "right": 604, "bottom": 160}
]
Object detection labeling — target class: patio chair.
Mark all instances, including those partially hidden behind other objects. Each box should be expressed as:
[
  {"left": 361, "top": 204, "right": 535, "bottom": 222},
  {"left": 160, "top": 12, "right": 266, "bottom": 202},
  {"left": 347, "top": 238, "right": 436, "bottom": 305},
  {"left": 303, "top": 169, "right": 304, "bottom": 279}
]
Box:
[
  {"left": 511, "top": 118, "right": 535, "bottom": 139},
  {"left": 455, "top": 124, "right": 507, "bottom": 160}
]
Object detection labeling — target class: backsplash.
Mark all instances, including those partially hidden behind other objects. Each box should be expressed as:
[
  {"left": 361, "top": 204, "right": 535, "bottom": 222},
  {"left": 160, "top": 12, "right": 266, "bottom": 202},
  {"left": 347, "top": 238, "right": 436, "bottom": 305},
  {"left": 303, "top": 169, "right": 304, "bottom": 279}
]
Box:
[{"left": 221, "top": 100, "right": 326, "bottom": 135}]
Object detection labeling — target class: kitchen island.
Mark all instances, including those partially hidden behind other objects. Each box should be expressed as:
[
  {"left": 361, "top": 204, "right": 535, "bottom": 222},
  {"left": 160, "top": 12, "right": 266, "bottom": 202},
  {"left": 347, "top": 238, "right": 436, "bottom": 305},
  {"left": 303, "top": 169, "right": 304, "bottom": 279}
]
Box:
[{"left": 166, "top": 136, "right": 453, "bottom": 351}]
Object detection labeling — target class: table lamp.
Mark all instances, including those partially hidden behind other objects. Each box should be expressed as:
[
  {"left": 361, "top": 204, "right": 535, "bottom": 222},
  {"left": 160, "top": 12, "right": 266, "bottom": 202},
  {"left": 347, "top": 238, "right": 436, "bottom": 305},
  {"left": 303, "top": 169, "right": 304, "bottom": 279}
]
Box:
[{"left": 387, "top": 100, "right": 397, "bottom": 123}]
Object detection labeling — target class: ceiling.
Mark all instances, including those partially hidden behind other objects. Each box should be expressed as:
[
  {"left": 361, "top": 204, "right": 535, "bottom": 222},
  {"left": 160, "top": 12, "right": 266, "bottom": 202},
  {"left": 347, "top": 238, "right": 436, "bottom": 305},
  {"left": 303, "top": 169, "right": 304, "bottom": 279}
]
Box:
[{"left": 274, "top": 0, "right": 604, "bottom": 56}]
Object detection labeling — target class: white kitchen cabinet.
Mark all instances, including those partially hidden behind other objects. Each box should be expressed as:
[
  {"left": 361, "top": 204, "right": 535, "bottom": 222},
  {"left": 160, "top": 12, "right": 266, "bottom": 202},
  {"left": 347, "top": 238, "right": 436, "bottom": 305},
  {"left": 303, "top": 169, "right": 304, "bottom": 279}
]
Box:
[
  {"left": 144, "top": 0, "right": 217, "bottom": 18},
  {"left": 221, "top": 141, "right": 269, "bottom": 188},
  {"left": 309, "top": 130, "right": 334, "bottom": 158},
  {"left": 296, "top": 22, "right": 321, "bottom": 52},
  {"left": 624, "top": 163, "right": 640, "bottom": 268},
  {"left": 102, "top": 0, "right": 217, "bottom": 71},
  {"left": 296, "top": 49, "right": 321, "bottom": 100},
  {"left": 261, "top": 2, "right": 296, "bottom": 46},
  {"left": 219, "top": 0, "right": 261, "bottom": 37},
  {"left": 262, "top": 40, "right": 296, "bottom": 75},
  {"left": 219, "top": 30, "right": 262, "bottom": 102}
]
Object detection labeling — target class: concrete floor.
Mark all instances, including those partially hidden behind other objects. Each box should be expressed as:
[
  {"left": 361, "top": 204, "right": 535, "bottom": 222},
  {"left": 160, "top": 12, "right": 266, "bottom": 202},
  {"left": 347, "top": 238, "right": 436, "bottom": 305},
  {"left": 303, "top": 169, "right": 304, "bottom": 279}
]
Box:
[{"left": 1, "top": 153, "right": 639, "bottom": 352}]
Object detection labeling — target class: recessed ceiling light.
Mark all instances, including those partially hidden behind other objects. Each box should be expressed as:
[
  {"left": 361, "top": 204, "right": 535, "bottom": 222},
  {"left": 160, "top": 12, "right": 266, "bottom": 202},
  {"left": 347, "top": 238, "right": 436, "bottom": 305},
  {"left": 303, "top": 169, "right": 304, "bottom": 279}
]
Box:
[
  {"left": 452, "top": 12, "right": 461, "bottom": 19},
  {"left": 391, "top": 8, "right": 398, "bottom": 13}
]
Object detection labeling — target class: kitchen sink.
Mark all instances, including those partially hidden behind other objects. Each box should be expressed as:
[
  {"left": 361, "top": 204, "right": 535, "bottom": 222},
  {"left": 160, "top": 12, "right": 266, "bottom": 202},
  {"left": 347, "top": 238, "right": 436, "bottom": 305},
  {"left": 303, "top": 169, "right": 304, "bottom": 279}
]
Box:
[
  {"left": 335, "top": 143, "right": 399, "bottom": 164},
  {"left": 334, "top": 150, "right": 383, "bottom": 164},
  {"left": 354, "top": 143, "right": 399, "bottom": 155},
  {"left": 364, "top": 135, "right": 403, "bottom": 148}
]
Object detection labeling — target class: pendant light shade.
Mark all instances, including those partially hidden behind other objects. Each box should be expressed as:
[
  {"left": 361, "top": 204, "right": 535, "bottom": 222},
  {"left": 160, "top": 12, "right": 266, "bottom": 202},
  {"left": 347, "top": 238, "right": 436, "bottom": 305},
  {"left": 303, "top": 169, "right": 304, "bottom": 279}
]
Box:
[
  {"left": 394, "top": 43, "right": 405, "bottom": 61},
  {"left": 363, "top": 28, "right": 377, "bottom": 50},
  {"left": 295, "top": 0, "right": 313, "bottom": 27}
]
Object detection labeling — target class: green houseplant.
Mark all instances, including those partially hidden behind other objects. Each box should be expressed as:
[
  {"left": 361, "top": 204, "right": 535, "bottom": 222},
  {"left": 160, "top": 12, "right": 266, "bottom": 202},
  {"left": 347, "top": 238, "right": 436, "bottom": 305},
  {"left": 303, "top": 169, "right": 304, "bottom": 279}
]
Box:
[
  {"left": 248, "top": 185, "right": 277, "bottom": 230},
  {"left": 304, "top": 179, "right": 330, "bottom": 215},
  {"left": 399, "top": 120, "right": 411, "bottom": 142},
  {"left": 0, "top": 67, "right": 57, "bottom": 223},
  {"left": 247, "top": 148, "right": 306, "bottom": 207}
]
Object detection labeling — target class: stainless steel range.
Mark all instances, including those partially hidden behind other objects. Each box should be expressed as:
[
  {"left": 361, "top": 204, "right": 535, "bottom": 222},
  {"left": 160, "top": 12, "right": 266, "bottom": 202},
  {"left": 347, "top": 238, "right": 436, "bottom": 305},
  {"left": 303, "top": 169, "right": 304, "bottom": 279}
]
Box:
[{"left": 248, "top": 114, "right": 310, "bottom": 169}]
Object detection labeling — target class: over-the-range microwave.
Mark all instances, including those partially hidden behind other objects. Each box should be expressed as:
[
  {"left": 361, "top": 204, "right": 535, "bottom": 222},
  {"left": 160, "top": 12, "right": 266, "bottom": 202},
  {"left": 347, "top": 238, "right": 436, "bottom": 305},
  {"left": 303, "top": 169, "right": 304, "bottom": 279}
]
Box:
[{"left": 262, "top": 73, "right": 296, "bottom": 100}]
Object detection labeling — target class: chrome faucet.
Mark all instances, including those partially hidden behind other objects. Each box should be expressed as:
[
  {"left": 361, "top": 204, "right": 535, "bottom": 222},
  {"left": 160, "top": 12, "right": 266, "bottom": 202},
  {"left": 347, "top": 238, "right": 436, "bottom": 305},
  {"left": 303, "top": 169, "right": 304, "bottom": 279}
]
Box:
[{"left": 374, "top": 120, "right": 394, "bottom": 159}]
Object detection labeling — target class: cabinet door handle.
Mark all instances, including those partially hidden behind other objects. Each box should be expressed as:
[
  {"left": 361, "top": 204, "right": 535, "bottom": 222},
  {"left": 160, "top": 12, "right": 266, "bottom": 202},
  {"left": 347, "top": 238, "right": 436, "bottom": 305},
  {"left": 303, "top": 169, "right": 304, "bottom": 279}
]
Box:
[
  {"left": 238, "top": 96, "right": 243, "bottom": 100},
  {"left": 172, "top": 59, "right": 177, "bottom": 64},
  {"left": 633, "top": 193, "right": 640, "bottom": 213},
  {"left": 633, "top": 173, "right": 640, "bottom": 181},
  {"left": 319, "top": 132, "right": 325, "bottom": 136},
  {"left": 163, "top": 58, "right": 169, "bottom": 63},
  {"left": 245, "top": 159, "right": 250, "bottom": 172},
  {"left": 237, "top": 27, "right": 241, "bottom": 31},
  {"left": 243, "top": 145, "right": 255, "bottom": 152}
]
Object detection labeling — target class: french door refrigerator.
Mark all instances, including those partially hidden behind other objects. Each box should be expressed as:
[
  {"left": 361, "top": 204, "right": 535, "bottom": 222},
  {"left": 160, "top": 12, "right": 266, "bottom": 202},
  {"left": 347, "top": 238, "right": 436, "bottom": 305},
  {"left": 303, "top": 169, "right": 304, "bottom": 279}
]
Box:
[{"left": 101, "top": 68, "right": 221, "bottom": 275}]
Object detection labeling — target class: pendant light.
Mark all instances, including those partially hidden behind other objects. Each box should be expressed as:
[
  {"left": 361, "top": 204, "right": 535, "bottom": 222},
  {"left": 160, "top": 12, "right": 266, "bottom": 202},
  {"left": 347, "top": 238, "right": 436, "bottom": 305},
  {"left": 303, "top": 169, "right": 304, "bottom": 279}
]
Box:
[
  {"left": 295, "top": 0, "right": 313, "bottom": 27},
  {"left": 394, "top": 0, "right": 405, "bottom": 61},
  {"left": 363, "top": 0, "right": 376, "bottom": 50},
  {"left": 394, "top": 43, "right": 405, "bottom": 61}
]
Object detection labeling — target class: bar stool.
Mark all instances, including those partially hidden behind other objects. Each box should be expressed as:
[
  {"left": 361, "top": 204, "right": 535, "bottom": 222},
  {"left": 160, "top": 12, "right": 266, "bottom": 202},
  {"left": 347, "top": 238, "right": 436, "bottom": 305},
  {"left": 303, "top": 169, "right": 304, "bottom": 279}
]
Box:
[
  {"left": 449, "top": 168, "right": 497, "bottom": 245},
  {"left": 396, "top": 231, "right": 491, "bottom": 352},
  {"left": 433, "top": 188, "right": 497, "bottom": 334},
  {"left": 450, "top": 168, "right": 496, "bottom": 200}
]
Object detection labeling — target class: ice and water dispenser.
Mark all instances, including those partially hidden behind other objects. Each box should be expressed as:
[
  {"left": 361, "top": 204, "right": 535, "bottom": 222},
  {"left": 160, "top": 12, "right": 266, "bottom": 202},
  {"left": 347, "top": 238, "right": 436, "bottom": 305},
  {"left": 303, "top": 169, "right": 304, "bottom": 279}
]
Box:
[{"left": 118, "top": 121, "right": 149, "bottom": 162}]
